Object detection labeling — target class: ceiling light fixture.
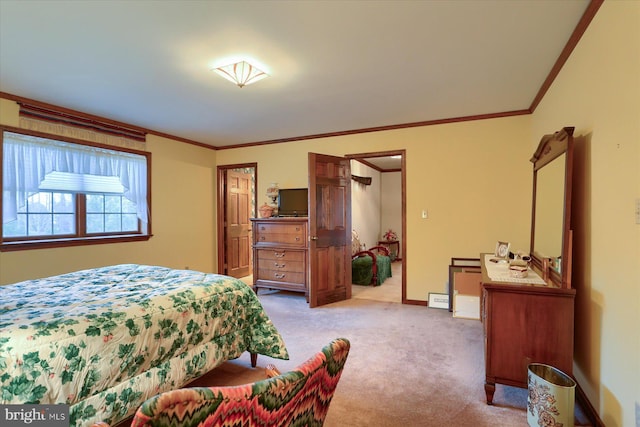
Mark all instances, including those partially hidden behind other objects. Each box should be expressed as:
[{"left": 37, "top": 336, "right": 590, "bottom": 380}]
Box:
[{"left": 213, "top": 60, "right": 268, "bottom": 88}]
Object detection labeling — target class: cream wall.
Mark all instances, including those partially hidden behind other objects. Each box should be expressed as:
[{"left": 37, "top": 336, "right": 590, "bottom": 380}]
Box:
[
  {"left": 380, "top": 172, "right": 402, "bottom": 256},
  {"left": 351, "top": 160, "right": 382, "bottom": 249},
  {"left": 530, "top": 2, "right": 639, "bottom": 426},
  {"left": 0, "top": 99, "right": 218, "bottom": 284},
  {"left": 216, "top": 115, "right": 533, "bottom": 300}
]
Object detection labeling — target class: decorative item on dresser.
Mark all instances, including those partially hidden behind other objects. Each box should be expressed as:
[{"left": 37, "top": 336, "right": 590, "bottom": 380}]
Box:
[
  {"left": 258, "top": 203, "right": 274, "bottom": 218},
  {"left": 265, "top": 182, "right": 279, "bottom": 210},
  {"left": 251, "top": 217, "right": 309, "bottom": 301},
  {"left": 481, "top": 127, "right": 576, "bottom": 405}
]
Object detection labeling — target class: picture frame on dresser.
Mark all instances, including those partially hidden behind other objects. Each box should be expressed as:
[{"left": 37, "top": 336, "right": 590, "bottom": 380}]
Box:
[{"left": 494, "top": 241, "right": 510, "bottom": 259}]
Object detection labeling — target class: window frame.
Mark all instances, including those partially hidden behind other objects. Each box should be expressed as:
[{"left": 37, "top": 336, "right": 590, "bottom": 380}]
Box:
[{"left": 1, "top": 125, "right": 152, "bottom": 252}]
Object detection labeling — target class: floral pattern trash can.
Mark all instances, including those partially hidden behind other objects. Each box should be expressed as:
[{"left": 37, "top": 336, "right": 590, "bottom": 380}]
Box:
[{"left": 528, "top": 363, "right": 576, "bottom": 427}]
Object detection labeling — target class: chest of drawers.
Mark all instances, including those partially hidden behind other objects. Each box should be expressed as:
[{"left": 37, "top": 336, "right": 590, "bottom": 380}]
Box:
[
  {"left": 251, "top": 217, "right": 308, "bottom": 300},
  {"left": 480, "top": 254, "right": 575, "bottom": 404}
]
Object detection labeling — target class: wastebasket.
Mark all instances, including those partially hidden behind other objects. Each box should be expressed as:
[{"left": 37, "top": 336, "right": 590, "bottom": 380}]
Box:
[{"left": 527, "top": 363, "right": 576, "bottom": 427}]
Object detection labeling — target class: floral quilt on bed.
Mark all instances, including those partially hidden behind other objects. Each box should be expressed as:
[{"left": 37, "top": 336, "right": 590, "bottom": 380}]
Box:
[{"left": 0, "top": 264, "right": 289, "bottom": 426}]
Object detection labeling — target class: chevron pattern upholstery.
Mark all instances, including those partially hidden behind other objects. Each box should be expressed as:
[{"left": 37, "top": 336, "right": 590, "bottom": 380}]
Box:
[{"left": 129, "top": 338, "right": 350, "bottom": 427}]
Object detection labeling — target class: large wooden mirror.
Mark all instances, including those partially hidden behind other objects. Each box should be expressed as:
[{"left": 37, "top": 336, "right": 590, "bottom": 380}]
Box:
[{"left": 529, "top": 127, "right": 574, "bottom": 288}]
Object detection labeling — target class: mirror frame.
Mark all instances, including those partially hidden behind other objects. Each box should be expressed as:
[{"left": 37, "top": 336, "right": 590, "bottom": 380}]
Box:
[{"left": 529, "top": 127, "right": 574, "bottom": 289}]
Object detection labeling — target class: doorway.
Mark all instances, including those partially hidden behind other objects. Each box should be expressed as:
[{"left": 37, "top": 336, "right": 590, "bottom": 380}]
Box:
[
  {"left": 347, "top": 150, "right": 406, "bottom": 303},
  {"left": 216, "top": 163, "right": 257, "bottom": 279}
]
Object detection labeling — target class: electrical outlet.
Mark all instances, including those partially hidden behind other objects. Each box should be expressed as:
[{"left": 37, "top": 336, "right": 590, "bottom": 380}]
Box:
[{"left": 636, "top": 198, "right": 640, "bottom": 225}]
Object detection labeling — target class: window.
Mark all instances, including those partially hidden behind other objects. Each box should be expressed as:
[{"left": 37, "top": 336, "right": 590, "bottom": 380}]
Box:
[
  {"left": 1, "top": 128, "right": 151, "bottom": 250},
  {"left": 3, "top": 191, "right": 76, "bottom": 237},
  {"left": 86, "top": 194, "right": 139, "bottom": 234}
]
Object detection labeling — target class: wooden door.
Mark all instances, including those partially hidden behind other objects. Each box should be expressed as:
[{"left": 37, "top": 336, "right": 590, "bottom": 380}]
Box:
[
  {"left": 225, "top": 170, "right": 252, "bottom": 278},
  {"left": 308, "top": 153, "right": 352, "bottom": 307}
]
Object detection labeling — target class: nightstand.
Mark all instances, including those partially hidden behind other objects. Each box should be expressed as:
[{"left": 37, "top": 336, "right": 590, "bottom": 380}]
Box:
[{"left": 377, "top": 240, "right": 399, "bottom": 261}]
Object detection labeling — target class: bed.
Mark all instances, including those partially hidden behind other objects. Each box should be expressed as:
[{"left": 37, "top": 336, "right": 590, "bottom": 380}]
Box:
[{"left": 0, "top": 264, "right": 289, "bottom": 427}]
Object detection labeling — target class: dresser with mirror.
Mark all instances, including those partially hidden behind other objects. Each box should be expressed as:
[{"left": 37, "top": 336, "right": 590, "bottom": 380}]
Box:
[{"left": 481, "top": 127, "right": 576, "bottom": 404}]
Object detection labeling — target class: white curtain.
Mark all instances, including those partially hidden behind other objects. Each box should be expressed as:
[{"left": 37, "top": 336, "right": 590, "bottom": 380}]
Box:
[{"left": 2, "top": 132, "right": 148, "bottom": 224}]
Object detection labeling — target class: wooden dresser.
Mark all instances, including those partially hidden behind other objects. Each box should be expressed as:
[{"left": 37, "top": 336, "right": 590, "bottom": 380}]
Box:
[
  {"left": 480, "top": 254, "right": 575, "bottom": 404},
  {"left": 251, "top": 217, "right": 308, "bottom": 300}
]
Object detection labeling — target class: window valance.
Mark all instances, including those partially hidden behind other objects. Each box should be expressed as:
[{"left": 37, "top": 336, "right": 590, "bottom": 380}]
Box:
[{"left": 18, "top": 102, "right": 146, "bottom": 151}]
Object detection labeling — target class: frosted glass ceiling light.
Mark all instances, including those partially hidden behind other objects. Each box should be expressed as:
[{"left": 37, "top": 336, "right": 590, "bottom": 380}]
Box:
[{"left": 213, "top": 60, "right": 268, "bottom": 88}]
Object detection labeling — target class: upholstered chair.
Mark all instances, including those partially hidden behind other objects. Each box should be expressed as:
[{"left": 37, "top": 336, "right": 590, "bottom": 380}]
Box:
[{"left": 127, "top": 338, "right": 350, "bottom": 427}]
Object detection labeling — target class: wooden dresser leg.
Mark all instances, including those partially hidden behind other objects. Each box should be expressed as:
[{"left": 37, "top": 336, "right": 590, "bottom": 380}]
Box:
[
  {"left": 484, "top": 382, "right": 496, "bottom": 404},
  {"left": 250, "top": 352, "right": 258, "bottom": 367}
]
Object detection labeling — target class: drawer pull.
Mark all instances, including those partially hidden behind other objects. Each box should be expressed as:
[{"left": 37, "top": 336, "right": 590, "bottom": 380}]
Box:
[
  {"left": 295, "top": 237, "right": 300, "bottom": 241},
  {"left": 274, "top": 251, "right": 286, "bottom": 258},
  {"left": 275, "top": 273, "right": 286, "bottom": 279},
  {"left": 274, "top": 262, "right": 286, "bottom": 268},
  {"left": 260, "top": 236, "right": 266, "bottom": 241}
]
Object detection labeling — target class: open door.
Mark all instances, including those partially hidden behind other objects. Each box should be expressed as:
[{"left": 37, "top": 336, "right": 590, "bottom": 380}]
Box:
[
  {"left": 308, "top": 153, "right": 352, "bottom": 307},
  {"left": 225, "top": 169, "right": 252, "bottom": 278}
]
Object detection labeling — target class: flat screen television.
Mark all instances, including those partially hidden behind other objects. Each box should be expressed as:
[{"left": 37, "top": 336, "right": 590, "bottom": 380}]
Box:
[{"left": 278, "top": 188, "right": 308, "bottom": 217}]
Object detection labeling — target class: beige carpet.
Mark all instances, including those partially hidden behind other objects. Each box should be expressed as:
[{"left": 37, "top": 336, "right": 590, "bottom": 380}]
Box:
[
  {"left": 185, "top": 284, "right": 591, "bottom": 427},
  {"left": 118, "top": 264, "right": 590, "bottom": 426}
]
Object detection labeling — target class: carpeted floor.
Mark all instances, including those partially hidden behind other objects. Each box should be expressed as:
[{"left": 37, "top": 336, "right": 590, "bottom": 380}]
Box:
[
  {"left": 186, "top": 267, "right": 592, "bottom": 427},
  {"left": 118, "top": 262, "right": 590, "bottom": 426}
]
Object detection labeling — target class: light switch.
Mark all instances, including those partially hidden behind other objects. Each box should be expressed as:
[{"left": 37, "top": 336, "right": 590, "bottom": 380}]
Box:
[{"left": 422, "top": 210, "right": 428, "bottom": 219}]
